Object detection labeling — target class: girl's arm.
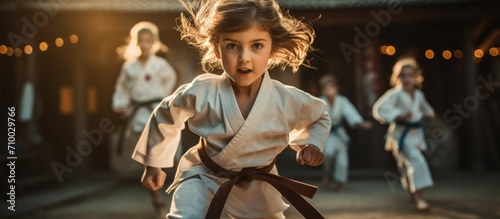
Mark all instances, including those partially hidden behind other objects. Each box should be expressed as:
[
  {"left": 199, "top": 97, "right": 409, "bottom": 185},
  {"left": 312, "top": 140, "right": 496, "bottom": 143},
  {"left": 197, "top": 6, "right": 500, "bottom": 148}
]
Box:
[
  {"left": 373, "top": 89, "right": 406, "bottom": 124},
  {"left": 112, "top": 66, "right": 131, "bottom": 116},
  {"left": 341, "top": 96, "right": 371, "bottom": 129},
  {"left": 419, "top": 91, "right": 436, "bottom": 120},
  {"left": 289, "top": 91, "right": 331, "bottom": 166},
  {"left": 132, "top": 83, "right": 195, "bottom": 168}
]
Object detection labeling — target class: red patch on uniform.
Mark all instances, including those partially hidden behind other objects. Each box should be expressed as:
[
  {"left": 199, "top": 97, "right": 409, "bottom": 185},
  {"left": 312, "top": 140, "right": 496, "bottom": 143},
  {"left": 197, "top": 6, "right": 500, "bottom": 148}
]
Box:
[{"left": 145, "top": 74, "right": 151, "bottom": 82}]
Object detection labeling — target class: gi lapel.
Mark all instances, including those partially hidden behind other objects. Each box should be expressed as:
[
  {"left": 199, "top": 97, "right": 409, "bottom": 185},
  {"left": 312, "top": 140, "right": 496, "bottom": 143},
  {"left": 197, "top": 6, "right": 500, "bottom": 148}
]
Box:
[{"left": 213, "top": 72, "right": 273, "bottom": 166}]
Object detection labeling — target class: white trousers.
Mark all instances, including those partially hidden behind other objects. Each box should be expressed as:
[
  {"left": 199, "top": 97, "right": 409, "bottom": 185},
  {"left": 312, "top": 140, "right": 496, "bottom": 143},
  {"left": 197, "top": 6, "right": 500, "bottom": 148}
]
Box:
[
  {"left": 323, "top": 134, "right": 349, "bottom": 183},
  {"left": 392, "top": 142, "right": 433, "bottom": 193},
  {"left": 167, "top": 178, "right": 285, "bottom": 219}
]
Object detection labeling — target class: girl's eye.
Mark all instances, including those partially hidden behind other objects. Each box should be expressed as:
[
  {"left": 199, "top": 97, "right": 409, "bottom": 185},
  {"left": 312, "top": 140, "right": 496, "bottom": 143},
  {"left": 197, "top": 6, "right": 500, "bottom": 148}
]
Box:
[
  {"left": 226, "top": 43, "right": 238, "bottom": 50},
  {"left": 252, "top": 43, "right": 263, "bottom": 50}
]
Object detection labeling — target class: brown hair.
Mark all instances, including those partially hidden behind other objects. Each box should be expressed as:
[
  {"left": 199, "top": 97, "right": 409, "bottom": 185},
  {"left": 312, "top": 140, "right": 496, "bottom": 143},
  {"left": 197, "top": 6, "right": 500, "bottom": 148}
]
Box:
[
  {"left": 177, "top": 0, "right": 315, "bottom": 72},
  {"left": 390, "top": 58, "right": 424, "bottom": 88}
]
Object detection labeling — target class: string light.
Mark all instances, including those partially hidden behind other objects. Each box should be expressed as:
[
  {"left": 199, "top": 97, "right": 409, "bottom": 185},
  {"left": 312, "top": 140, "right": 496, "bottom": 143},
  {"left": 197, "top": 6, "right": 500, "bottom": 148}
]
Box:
[
  {"left": 442, "top": 50, "right": 452, "bottom": 60},
  {"left": 6, "top": 47, "right": 14, "bottom": 56},
  {"left": 379, "top": 45, "right": 388, "bottom": 55},
  {"left": 39, "top": 42, "right": 48, "bottom": 51},
  {"left": 489, "top": 47, "right": 498, "bottom": 57},
  {"left": 69, "top": 34, "right": 79, "bottom": 44},
  {"left": 474, "top": 49, "right": 484, "bottom": 58},
  {"left": 14, "top": 48, "right": 22, "bottom": 57},
  {"left": 454, "top": 50, "right": 463, "bottom": 59},
  {"left": 0, "top": 45, "right": 7, "bottom": 54},
  {"left": 425, "top": 49, "right": 434, "bottom": 59},
  {"left": 386, "top": 45, "right": 396, "bottom": 56},
  {"left": 24, "top": 45, "right": 33, "bottom": 55},
  {"left": 55, "top": 37, "right": 64, "bottom": 47}
]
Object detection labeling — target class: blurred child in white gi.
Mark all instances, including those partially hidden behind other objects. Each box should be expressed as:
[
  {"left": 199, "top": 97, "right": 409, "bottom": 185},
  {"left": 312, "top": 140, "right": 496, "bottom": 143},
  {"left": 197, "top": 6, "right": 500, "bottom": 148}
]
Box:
[{"left": 373, "top": 58, "right": 435, "bottom": 211}]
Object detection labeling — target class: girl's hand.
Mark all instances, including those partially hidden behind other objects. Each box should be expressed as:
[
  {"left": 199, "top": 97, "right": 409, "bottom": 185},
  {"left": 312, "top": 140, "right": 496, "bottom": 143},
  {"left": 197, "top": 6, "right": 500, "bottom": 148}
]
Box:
[
  {"left": 296, "top": 144, "right": 324, "bottom": 166},
  {"left": 397, "top": 111, "right": 412, "bottom": 121},
  {"left": 360, "top": 121, "right": 372, "bottom": 130},
  {"left": 116, "top": 107, "right": 130, "bottom": 119},
  {"left": 141, "top": 166, "right": 167, "bottom": 191},
  {"left": 424, "top": 114, "right": 436, "bottom": 120}
]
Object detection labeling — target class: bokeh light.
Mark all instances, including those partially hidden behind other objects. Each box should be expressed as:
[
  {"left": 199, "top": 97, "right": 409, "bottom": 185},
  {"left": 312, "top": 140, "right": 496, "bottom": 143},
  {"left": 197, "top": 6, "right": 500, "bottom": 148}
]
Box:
[
  {"left": 454, "top": 50, "right": 463, "bottom": 59},
  {"left": 55, "top": 37, "right": 64, "bottom": 47},
  {"left": 0, "top": 45, "right": 7, "bottom": 54},
  {"left": 24, "top": 45, "right": 33, "bottom": 55},
  {"left": 489, "top": 47, "right": 498, "bottom": 57},
  {"left": 442, "top": 50, "right": 452, "bottom": 60},
  {"left": 40, "top": 42, "right": 48, "bottom": 51},
  {"left": 425, "top": 49, "right": 434, "bottom": 59},
  {"left": 69, "top": 34, "right": 79, "bottom": 44},
  {"left": 474, "top": 49, "right": 484, "bottom": 58},
  {"left": 386, "top": 45, "right": 396, "bottom": 56}
]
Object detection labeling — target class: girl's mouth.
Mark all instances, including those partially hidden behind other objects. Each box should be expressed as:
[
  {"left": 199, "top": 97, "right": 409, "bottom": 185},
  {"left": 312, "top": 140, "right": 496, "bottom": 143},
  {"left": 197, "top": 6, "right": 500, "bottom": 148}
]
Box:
[{"left": 237, "top": 68, "right": 252, "bottom": 74}]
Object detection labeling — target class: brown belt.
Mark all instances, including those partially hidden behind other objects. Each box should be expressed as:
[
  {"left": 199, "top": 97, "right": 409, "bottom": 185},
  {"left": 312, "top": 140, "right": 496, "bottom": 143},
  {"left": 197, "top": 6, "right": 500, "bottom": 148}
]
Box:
[{"left": 197, "top": 140, "right": 325, "bottom": 219}]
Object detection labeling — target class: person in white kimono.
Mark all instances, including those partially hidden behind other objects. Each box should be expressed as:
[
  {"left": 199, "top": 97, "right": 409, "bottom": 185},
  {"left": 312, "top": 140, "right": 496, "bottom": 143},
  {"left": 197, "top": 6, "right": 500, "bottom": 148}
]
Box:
[
  {"left": 112, "top": 21, "right": 177, "bottom": 218},
  {"left": 373, "top": 58, "right": 435, "bottom": 211},
  {"left": 134, "top": 1, "right": 331, "bottom": 218},
  {"left": 319, "top": 74, "right": 371, "bottom": 191}
]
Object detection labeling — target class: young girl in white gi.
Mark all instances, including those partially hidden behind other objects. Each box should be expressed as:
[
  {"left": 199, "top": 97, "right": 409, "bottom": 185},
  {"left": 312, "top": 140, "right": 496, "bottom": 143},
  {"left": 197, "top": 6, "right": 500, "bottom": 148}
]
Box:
[
  {"left": 133, "top": 0, "right": 331, "bottom": 218},
  {"left": 112, "top": 21, "right": 177, "bottom": 217},
  {"left": 373, "top": 58, "right": 435, "bottom": 211},
  {"left": 319, "top": 75, "right": 371, "bottom": 191}
]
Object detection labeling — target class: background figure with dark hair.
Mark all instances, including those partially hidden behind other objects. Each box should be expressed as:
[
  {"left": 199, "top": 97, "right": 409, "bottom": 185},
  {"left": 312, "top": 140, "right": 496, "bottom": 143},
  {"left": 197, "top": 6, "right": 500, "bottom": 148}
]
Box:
[
  {"left": 373, "top": 58, "right": 436, "bottom": 211},
  {"left": 111, "top": 21, "right": 177, "bottom": 218},
  {"left": 319, "top": 74, "right": 371, "bottom": 191}
]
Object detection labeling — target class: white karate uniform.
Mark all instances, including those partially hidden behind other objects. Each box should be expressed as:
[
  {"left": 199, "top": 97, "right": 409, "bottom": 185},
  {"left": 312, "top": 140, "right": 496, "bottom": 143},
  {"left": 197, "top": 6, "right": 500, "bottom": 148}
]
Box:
[
  {"left": 111, "top": 55, "right": 176, "bottom": 176},
  {"left": 132, "top": 72, "right": 331, "bottom": 218},
  {"left": 373, "top": 87, "right": 434, "bottom": 192},
  {"left": 320, "top": 95, "right": 363, "bottom": 184}
]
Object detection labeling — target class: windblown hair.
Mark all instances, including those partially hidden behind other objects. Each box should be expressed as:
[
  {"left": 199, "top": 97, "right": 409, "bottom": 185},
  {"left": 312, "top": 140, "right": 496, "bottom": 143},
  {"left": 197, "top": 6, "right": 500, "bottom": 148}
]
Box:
[
  {"left": 390, "top": 58, "right": 424, "bottom": 88},
  {"left": 177, "top": 0, "right": 315, "bottom": 72},
  {"left": 120, "top": 21, "right": 168, "bottom": 61}
]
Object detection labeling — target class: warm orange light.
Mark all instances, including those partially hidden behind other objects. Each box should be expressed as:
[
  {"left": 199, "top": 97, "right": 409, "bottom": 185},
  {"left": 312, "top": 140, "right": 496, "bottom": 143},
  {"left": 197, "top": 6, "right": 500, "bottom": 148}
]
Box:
[
  {"left": 454, "top": 50, "right": 463, "bottom": 59},
  {"left": 24, "top": 45, "right": 33, "bottom": 54},
  {"left": 40, "top": 42, "right": 48, "bottom": 51},
  {"left": 87, "top": 87, "right": 98, "bottom": 113},
  {"left": 442, "top": 50, "right": 452, "bottom": 60},
  {"left": 425, "top": 49, "right": 434, "bottom": 59},
  {"left": 6, "top": 47, "right": 14, "bottom": 56},
  {"left": 386, "top": 45, "right": 396, "bottom": 56},
  {"left": 69, "top": 34, "right": 79, "bottom": 44},
  {"left": 489, "top": 47, "right": 499, "bottom": 57},
  {"left": 379, "top": 45, "right": 388, "bottom": 54},
  {"left": 60, "top": 86, "right": 74, "bottom": 115},
  {"left": 55, "top": 37, "right": 64, "bottom": 47},
  {"left": 14, "top": 48, "right": 22, "bottom": 57},
  {"left": 474, "top": 49, "right": 484, "bottom": 58},
  {"left": 0, "top": 45, "right": 7, "bottom": 54}
]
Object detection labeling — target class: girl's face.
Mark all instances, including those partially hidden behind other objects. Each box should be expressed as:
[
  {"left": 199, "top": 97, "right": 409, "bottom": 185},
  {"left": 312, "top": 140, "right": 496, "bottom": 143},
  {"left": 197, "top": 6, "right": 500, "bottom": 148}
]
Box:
[
  {"left": 322, "top": 83, "right": 338, "bottom": 98},
  {"left": 216, "top": 23, "right": 273, "bottom": 87},
  {"left": 398, "top": 66, "right": 417, "bottom": 90},
  {"left": 137, "top": 32, "right": 154, "bottom": 57}
]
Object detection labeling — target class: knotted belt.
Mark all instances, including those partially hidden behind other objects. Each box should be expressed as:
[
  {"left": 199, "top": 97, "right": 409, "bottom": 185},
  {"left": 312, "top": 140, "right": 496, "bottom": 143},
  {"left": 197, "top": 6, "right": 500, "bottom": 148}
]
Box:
[
  {"left": 197, "top": 140, "right": 325, "bottom": 219},
  {"left": 116, "top": 98, "right": 163, "bottom": 155},
  {"left": 395, "top": 121, "right": 425, "bottom": 152}
]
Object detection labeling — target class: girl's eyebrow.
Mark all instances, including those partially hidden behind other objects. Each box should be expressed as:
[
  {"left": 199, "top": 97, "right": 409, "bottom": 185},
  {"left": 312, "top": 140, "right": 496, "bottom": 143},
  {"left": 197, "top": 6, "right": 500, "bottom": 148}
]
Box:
[{"left": 222, "top": 38, "right": 268, "bottom": 43}]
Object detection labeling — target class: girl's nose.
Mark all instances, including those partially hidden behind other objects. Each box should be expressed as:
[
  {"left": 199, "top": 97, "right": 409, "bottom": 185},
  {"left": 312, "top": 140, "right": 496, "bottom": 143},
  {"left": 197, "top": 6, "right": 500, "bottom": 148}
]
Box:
[{"left": 238, "top": 49, "right": 250, "bottom": 63}]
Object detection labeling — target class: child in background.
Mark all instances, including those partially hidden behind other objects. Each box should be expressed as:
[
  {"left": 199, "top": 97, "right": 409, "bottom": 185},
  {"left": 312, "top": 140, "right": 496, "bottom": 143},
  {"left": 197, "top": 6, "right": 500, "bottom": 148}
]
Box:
[
  {"left": 319, "top": 74, "right": 371, "bottom": 191},
  {"left": 133, "top": 0, "right": 331, "bottom": 218},
  {"left": 111, "top": 21, "right": 177, "bottom": 218},
  {"left": 373, "top": 58, "right": 435, "bottom": 211}
]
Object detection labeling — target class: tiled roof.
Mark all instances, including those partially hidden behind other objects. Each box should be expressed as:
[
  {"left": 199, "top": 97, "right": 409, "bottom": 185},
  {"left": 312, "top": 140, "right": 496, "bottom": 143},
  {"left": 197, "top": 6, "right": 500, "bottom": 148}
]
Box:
[{"left": 0, "top": 0, "right": 493, "bottom": 12}]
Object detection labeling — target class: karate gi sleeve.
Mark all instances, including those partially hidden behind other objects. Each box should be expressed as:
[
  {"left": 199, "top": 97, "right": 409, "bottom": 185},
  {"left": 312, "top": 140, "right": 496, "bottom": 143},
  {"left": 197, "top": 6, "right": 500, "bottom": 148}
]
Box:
[
  {"left": 372, "top": 89, "right": 403, "bottom": 124},
  {"left": 112, "top": 65, "right": 131, "bottom": 112},
  {"left": 418, "top": 91, "right": 435, "bottom": 117},
  {"left": 288, "top": 91, "right": 332, "bottom": 151},
  {"left": 132, "top": 83, "right": 196, "bottom": 168},
  {"left": 159, "top": 59, "right": 178, "bottom": 96},
  {"left": 341, "top": 96, "right": 364, "bottom": 127}
]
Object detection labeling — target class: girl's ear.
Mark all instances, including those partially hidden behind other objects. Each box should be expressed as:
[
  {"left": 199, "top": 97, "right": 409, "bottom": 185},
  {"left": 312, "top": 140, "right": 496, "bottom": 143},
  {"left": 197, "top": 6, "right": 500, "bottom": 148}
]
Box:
[{"left": 214, "top": 49, "right": 221, "bottom": 59}]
